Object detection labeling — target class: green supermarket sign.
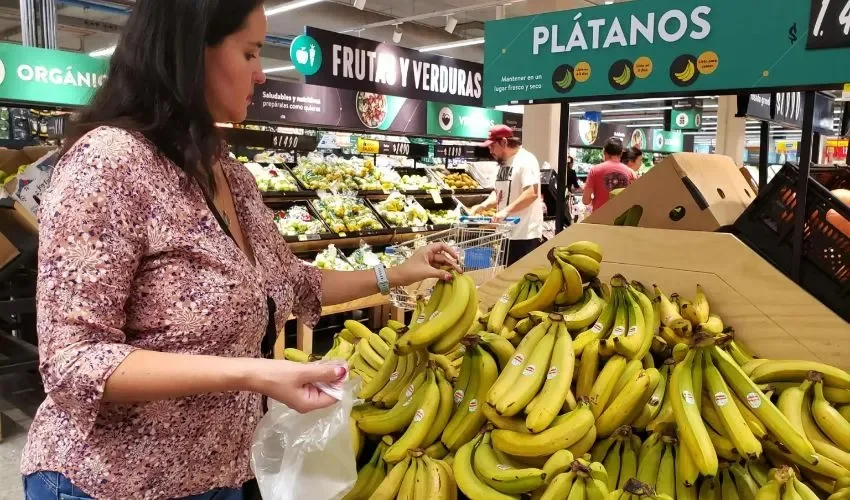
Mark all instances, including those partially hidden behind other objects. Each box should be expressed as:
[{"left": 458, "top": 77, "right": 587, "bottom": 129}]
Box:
[
  {"left": 0, "top": 43, "right": 108, "bottom": 107},
  {"left": 483, "top": 0, "right": 850, "bottom": 106},
  {"left": 426, "top": 102, "right": 503, "bottom": 139}
]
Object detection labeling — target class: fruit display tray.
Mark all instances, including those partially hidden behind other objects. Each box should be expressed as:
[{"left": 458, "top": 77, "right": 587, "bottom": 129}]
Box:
[{"left": 477, "top": 224, "right": 850, "bottom": 370}]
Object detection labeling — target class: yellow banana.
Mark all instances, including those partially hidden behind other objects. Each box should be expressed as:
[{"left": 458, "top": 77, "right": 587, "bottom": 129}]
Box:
[
  {"left": 596, "top": 369, "right": 655, "bottom": 437},
  {"left": 588, "top": 354, "right": 628, "bottom": 419},
  {"left": 356, "top": 369, "right": 427, "bottom": 435},
  {"left": 368, "top": 333, "right": 391, "bottom": 358},
  {"left": 704, "top": 352, "right": 763, "bottom": 459},
  {"left": 284, "top": 348, "right": 309, "bottom": 362},
  {"left": 372, "top": 455, "right": 412, "bottom": 500},
  {"left": 527, "top": 320, "right": 575, "bottom": 432},
  {"left": 585, "top": 476, "right": 610, "bottom": 500},
  {"left": 357, "top": 338, "right": 385, "bottom": 370},
  {"left": 387, "top": 319, "right": 407, "bottom": 332},
  {"left": 542, "top": 449, "right": 575, "bottom": 483},
  {"left": 676, "top": 429, "right": 700, "bottom": 487},
  {"left": 602, "top": 440, "right": 622, "bottom": 491},
  {"left": 670, "top": 349, "right": 718, "bottom": 476},
  {"left": 491, "top": 402, "right": 594, "bottom": 457},
  {"left": 413, "top": 455, "right": 429, "bottom": 500},
  {"left": 706, "top": 423, "right": 740, "bottom": 461},
  {"left": 425, "top": 441, "right": 450, "bottom": 460},
  {"left": 632, "top": 360, "right": 671, "bottom": 429},
  {"left": 429, "top": 354, "right": 459, "bottom": 381},
  {"left": 559, "top": 251, "right": 600, "bottom": 279},
  {"left": 560, "top": 288, "right": 604, "bottom": 331},
  {"left": 636, "top": 433, "right": 664, "bottom": 488},
  {"left": 454, "top": 435, "right": 519, "bottom": 500},
  {"left": 729, "top": 462, "right": 760, "bottom": 500},
  {"left": 692, "top": 284, "right": 710, "bottom": 324},
  {"left": 565, "top": 469, "right": 587, "bottom": 500},
  {"left": 655, "top": 441, "right": 676, "bottom": 498},
  {"left": 698, "top": 314, "right": 725, "bottom": 335},
  {"left": 422, "top": 368, "right": 456, "bottom": 448},
  {"left": 653, "top": 284, "right": 691, "bottom": 335},
  {"left": 613, "top": 287, "right": 647, "bottom": 360},
  {"left": 443, "top": 345, "right": 499, "bottom": 450},
  {"left": 747, "top": 458, "right": 770, "bottom": 487},
  {"left": 397, "top": 273, "right": 471, "bottom": 353},
  {"left": 541, "top": 471, "right": 577, "bottom": 500},
  {"left": 479, "top": 332, "right": 516, "bottom": 372},
  {"left": 350, "top": 353, "right": 378, "bottom": 379},
  {"left": 802, "top": 392, "right": 850, "bottom": 470},
  {"left": 373, "top": 352, "right": 416, "bottom": 407},
  {"left": 790, "top": 475, "right": 820, "bottom": 500},
  {"left": 510, "top": 265, "right": 564, "bottom": 318},
  {"left": 473, "top": 432, "right": 547, "bottom": 494},
  {"left": 344, "top": 319, "right": 374, "bottom": 340},
  {"left": 488, "top": 280, "right": 525, "bottom": 334},
  {"left": 397, "top": 455, "right": 417, "bottom": 500},
  {"left": 567, "top": 422, "right": 597, "bottom": 458},
  {"left": 572, "top": 291, "right": 618, "bottom": 356},
  {"left": 613, "top": 359, "right": 644, "bottom": 397},
  {"left": 431, "top": 275, "right": 479, "bottom": 354},
  {"left": 483, "top": 402, "right": 531, "bottom": 433},
  {"left": 343, "top": 437, "right": 390, "bottom": 500},
  {"left": 813, "top": 377, "right": 850, "bottom": 451},
  {"left": 576, "top": 339, "right": 601, "bottom": 399},
  {"left": 563, "top": 241, "right": 603, "bottom": 263},
  {"left": 488, "top": 319, "right": 551, "bottom": 406},
  {"left": 339, "top": 328, "right": 357, "bottom": 344},
  {"left": 731, "top": 390, "right": 770, "bottom": 439},
  {"left": 710, "top": 346, "right": 817, "bottom": 463},
  {"left": 749, "top": 360, "right": 850, "bottom": 390},
  {"left": 555, "top": 258, "right": 584, "bottom": 306},
  {"left": 620, "top": 431, "right": 639, "bottom": 489},
  {"left": 359, "top": 350, "right": 399, "bottom": 400}
]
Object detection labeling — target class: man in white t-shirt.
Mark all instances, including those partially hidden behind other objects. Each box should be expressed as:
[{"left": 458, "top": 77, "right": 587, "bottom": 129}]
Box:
[{"left": 470, "top": 125, "right": 544, "bottom": 265}]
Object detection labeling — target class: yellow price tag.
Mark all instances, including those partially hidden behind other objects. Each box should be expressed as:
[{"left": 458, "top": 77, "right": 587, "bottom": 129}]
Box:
[
  {"left": 357, "top": 138, "right": 380, "bottom": 154},
  {"left": 843, "top": 83, "right": 850, "bottom": 100}
]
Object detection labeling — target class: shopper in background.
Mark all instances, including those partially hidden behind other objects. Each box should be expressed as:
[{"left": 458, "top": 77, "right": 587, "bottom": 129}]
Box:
[
  {"left": 582, "top": 137, "right": 637, "bottom": 212},
  {"left": 470, "top": 125, "right": 544, "bottom": 265},
  {"left": 567, "top": 155, "right": 581, "bottom": 192},
  {"left": 621, "top": 147, "right": 644, "bottom": 175},
  {"left": 21, "top": 1, "right": 459, "bottom": 499}
]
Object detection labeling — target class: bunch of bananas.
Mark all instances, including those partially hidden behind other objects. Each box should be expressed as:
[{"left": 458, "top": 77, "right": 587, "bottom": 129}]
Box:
[
  {"left": 370, "top": 449, "right": 456, "bottom": 500},
  {"left": 753, "top": 466, "right": 821, "bottom": 500}
]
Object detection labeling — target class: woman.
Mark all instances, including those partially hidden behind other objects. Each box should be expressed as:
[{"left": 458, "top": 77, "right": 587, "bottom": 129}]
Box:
[
  {"left": 621, "top": 146, "right": 644, "bottom": 175},
  {"left": 20, "top": 1, "right": 459, "bottom": 498}
]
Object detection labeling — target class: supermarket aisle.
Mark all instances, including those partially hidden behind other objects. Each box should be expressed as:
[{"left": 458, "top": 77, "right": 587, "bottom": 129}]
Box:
[{"left": 0, "top": 371, "right": 42, "bottom": 500}]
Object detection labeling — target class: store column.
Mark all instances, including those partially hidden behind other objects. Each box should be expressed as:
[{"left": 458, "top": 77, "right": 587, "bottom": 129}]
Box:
[
  {"left": 20, "top": 0, "right": 58, "bottom": 49},
  {"left": 517, "top": 0, "right": 586, "bottom": 170},
  {"left": 714, "top": 95, "right": 747, "bottom": 165}
]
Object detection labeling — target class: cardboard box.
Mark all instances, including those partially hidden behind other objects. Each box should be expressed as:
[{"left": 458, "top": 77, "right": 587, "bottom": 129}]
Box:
[
  {"left": 0, "top": 198, "right": 38, "bottom": 271},
  {"left": 584, "top": 153, "right": 756, "bottom": 231},
  {"left": 1, "top": 146, "right": 58, "bottom": 217}
]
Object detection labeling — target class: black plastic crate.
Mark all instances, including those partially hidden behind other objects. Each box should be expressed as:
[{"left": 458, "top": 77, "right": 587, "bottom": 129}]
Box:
[
  {"left": 811, "top": 165, "right": 850, "bottom": 191},
  {"left": 730, "top": 163, "right": 850, "bottom": 322}
]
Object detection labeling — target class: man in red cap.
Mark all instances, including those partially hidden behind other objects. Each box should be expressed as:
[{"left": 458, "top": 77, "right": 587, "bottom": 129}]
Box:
[{"left": 470, "top": 124, "right": 544, "bottom": 265}]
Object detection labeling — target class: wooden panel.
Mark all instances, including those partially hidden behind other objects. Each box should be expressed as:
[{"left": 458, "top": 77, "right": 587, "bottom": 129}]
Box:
[{"left": 478, "top": 224, "right": 850, "bottom": 369}]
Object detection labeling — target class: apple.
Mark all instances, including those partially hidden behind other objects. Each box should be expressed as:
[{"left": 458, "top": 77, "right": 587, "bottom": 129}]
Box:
[{"left": 296, "top": 47, "right": 309, "bottom": 65}]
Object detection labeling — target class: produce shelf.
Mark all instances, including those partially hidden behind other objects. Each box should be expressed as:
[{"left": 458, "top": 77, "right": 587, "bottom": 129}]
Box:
[{"left": 477, "top": 223, "right": 850, "bottom": 370}]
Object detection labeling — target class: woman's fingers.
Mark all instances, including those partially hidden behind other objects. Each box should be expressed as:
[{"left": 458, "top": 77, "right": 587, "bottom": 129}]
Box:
[
  {"left": 429, "top": 242, "right": 459, "bottom": 260},
  {"left": 432, "top": 253, "right": 462, "bottom": 275}
]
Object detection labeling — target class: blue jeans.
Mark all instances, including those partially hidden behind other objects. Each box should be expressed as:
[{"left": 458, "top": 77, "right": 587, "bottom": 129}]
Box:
[{"left": 23, "top": 471, "right": 244, "bottom": 500}]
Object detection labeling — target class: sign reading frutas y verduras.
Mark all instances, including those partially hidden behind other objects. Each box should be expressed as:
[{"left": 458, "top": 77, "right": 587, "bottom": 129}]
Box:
[
  {"left": 0, "top": 43, "right": 108, "bottom": 107},
  {"left": 483, "top": 0, "right": 850, "bottom": 106},
  {"left": 297, "top": 27, "right": 484, "bottom": 107}
]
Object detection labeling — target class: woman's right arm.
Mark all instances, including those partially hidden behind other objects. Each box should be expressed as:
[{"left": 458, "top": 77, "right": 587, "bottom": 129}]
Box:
[{"left": 37, "top": 132, "right": 341, "bottom": 438}]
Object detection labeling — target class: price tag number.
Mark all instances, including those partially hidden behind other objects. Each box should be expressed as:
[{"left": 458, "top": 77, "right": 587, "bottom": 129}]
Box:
[
  {"left": 808, "top": 0, "right": 850, "bottom": 50},
  {"left": 389, "top": 143, "right": 411, "bottom": 156},
  {"left": 272, "top": 134, "right": 299, "bottom": 149}
]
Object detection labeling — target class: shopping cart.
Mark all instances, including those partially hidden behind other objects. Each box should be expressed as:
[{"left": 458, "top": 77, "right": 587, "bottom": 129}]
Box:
[{"left": 387, "top": 216, "right": 518, "bottom": 310}]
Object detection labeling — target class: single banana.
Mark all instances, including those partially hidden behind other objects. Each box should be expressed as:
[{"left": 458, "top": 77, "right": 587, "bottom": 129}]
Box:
[
  {"left": 567, "top": 423, "right": 597, "bottom": 458},
  {"left": 356, "top": 369, "right": 427, "bottom": 435},
  {"left": 479, "top": 332, "right": 516, "bottom": 372},
  {"left": 636, "top": 434, "right": 664, "bottom": 488},
  {"left": 483, "top": 402, "right": 531, "bottom": 433},
  {"left": 729, "top": 462, "right": 760, "bottom": 500},
  {"left": 749, "top": 360, "right": 850, "bottom": 390},
  {"left": 559, "top": 251, "right": 600, "bottom": 279},
  {"left": 699, "top": 475, "right": 721, "bottom": 500},
  {"left": 431, "top": 275, "right": 479, "bottom": 354},
  {"left": 387, "top": 319, "right": 407, "bottom": 332},
  {"left": 655, "top": 441, "right": 676, "bottom": 498},
  {"left": 711, "top": 346, "right": 817, "bottom": 463},
  {"left": 706, "top": 422, "right": 741, "bottom": 462},
  {"left": 565, "top": 470, "right": 587, "bottom": 500},
  {"left": 731, "top": 390, "right": 770, "bottom": 439},
  {"left": 790, "top": 476, "right": 820, "bottom": 500},
  {"left": 721, "top": 469, "right": 741, "bottom": 500},
  {"left": 284, "top": 348, "right": 309, "bottom": 362},
  {"left": 492, "top": 402, "right": 594, "bottom": 457},
  {"left": 632, "top": 360, "right": 671, "bottom": 429},
  {"left": 345, "top": 319, "right": 374, "bottom": 340},
  {"left": 698, "top": 314, "right": 725, "bottom": 335},
  {"left": 350, "top": 352, "right": 378, "bottom": 379},
  {"left": 613, "top": 287, "right": 647, "bottom": 360},
  {"left": 676, "top": 430, "right": 700, "bottom": 488},
  {"left": 802, "top": 391, "right": 850, "bottom": 470},
  {"left": 473, "top": 432, "right": 547, "bottom": 494},
  {"left": 596, "top": 369, "right": 656, "bottom": 437},
  {"left": 620, "top": 432, "right": 639, "bottom": 489},
  {"left": 588, "top": 354, "right": 628, "bottom": 419},
  {"left": 454, "top": 434, "right": 519, "bottom": 500},
  {"left": 372, "top": 455, "right": 412, "bottom": 500},
  {"left": 368, "top": 333, "right": 391, "bottom": 358},
  {"left": 413, "top": 455, "right": 430, "bottom": 500},
  {"left": 704, "top": 352, "right": 763, "bottom": 459},
  {"left": 360, "top": 350, "right": 400, "bottom": 400},
  {"left": 527, "top": 320, "right": 575, "bottom": 431},
  {"left": 577, "top": 339, "right": 601, "bottom": 399},
  {"left": 426, "top": 441, "right": 450, "bottom": 459},
  {"left": 397, "top": 456, "right": 418, "bottom": 500},
  {"left": 357, "top": 338, "right": 386, "bottom": 370},
  {"left": 763, "top": 441, "right": 850, "bottom": 481},
  {"left": 510, "top": 265, "right": 565, "bottom": 318},
  {"left": 422, "top": 368, "right": 456, "bottom": 448},
  {"left": 339, "top": 328, "right": 358, "bottom": 344},
  {"left": 542, "top": 449, "right": 575, "bottom": 483},
  {"left": 585, "top": 476, "right": 610, "bottom": 500},
  {"left": 563, "top": 241, "right": 603, "bottom": 262},
  {"left": 813, "top": 377, "right": 850, "bottom": 451},
  {"left": 561, "top": 288, "right": 604, "bottom": 332},
  {"left": 653, "top": 284, "right": 691, "bottom": 335},
  {"left": 747, "top": 458, "right": 770, "bottom": 487},
  {"left": 572, "top": 291, "right": 618, "bottom": 356},
  {"left": 555, "top": 258, "right": 585, "bottom": 307},
  {"left": 397, "top": 273, "right": 471, "bottom": 354},
  {"left": 489, "top": 280, "right": 525, "bottom": 334},
  {"left": 670, "top": 349, "right": 718, "bottom": 477},
  {"left": 692, "top": 284, "right": 710, "bottom": 324},
  {"left": 602, "top": 440, "right": 622, "bottom": 492},
  {"left": 429, "top": 354, "right": 459, "bottom": 381},
  {"left": 541, "top": 471, "right": 577, "bottom": 500}
]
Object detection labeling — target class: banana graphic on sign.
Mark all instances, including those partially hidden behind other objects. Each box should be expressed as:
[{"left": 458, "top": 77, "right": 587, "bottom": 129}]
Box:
[
  {"left": 613, "top": 66, "right": 632, "bottom": 86},
  {"left": 674, "top": 61, "right": 696, "bottom": 83},
  {"left": 555, "top": 68, "right": 573, "bottom": 89}
]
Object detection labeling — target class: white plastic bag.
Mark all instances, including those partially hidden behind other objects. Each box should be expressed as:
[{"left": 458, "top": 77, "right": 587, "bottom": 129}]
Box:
[{"left": 251, "top": 363, "right": 359, "bottom": 500}]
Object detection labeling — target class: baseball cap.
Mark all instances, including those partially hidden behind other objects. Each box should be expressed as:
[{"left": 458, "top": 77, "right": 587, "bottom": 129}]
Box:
[{"left": 481, "top": 124, "right": 515, "bottom": 147}]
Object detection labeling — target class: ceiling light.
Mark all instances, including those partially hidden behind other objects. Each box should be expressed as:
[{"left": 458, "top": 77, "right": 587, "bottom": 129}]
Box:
[
  {"left": 89, "top": 45, "right": 115, "bottom": 57},
  {"left": 604, "top": 116, "right": 671, "bottom": 123},
  {"left": 605, "top": 1, "right": 614, "bottom": 4},
  {"left": 445, "top": 15, "right": 458, "bottom": 34},
  {"left": 418, "top": 37, "right": 484, "bottom": 52},
  {"left": 353, "top": 0, "right": 366, "bottom": 9},
  {"left": 263, "top": 65, "right": 295, "bottom": 73},
  {"left": 393, "top": 24, "right": 403, "bottom": 43},
  {"left": 626, "top": 123, "right": 663, "bottom": 128},
  {"left": 265, "top": 0, "right": 324, "bottom": 17},
  {"left": 572, "top": 96, "right": 718, "bottom": 106},
  {"left": 603, "top": 106, "right": 672, "bottom": 113}
]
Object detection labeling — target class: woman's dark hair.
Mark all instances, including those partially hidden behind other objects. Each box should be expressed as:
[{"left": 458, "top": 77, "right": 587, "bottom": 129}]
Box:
[
  {"left": 62, "top": 0, "right": 264, "bottom": 196},
  {"left": 621, "top": 146, "right": 643, "bottom": 165}
]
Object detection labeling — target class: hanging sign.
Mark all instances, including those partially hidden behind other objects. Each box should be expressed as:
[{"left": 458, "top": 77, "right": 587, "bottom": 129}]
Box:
[
  {"left": 807, "top": 0, "right": 850, "bottom": 50},
  {"left": 294, "top": 27, "right": 484, "bottom": 107},
  {"left": 356, "top": 138, "right": 380, "bottom": 154},
  {"left": 378, "top": 141, "right": 429, "bottom": 157},
  {"left": 671, "top": 99, "right": 703, "bottom": 131},
  {"left": 651, "top": 129, "right": 685, "bottom": 153},
  {"left": 222, "top": 128, "right": 318, "bottom": 152},
  {"left": 483, "top": 0, "right": 850, "bottom": 106},
  {"left": 0, "top": 43, "right": 108, "bottom": 107},
  {"left": 427, "top": 103, "right": 502, "bottom": 139},
  {"left": 568, "top": 119, "right": 628, "bottom": 148}
]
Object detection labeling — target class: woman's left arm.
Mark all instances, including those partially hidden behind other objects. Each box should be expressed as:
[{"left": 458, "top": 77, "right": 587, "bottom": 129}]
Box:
[{"left": 320, "top": 242, "right": 460, "bottom": 306}]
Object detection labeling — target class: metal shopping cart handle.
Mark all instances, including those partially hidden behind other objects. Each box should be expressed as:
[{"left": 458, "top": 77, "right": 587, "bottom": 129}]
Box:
[{"left": 459, "top": 216, "right": 520, "bottom": 225}]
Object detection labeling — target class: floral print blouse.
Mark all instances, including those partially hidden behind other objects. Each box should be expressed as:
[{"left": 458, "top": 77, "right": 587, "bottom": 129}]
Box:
[{"left": 20, "top": 126, "right": 322, "bottom": 499}]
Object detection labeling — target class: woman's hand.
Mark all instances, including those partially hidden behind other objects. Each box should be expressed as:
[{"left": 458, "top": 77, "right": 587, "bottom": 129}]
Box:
[
  {"left": 250, "top": 359, "right": 347, "bottom": 413},
  {"left": 389, "top": 242, "right": 462, "bottom": 287}
]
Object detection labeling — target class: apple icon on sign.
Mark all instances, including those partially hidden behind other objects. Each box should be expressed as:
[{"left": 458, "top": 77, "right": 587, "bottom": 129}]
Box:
[{"left": 296, "top": 47, "right": 309, "bottom": 65}]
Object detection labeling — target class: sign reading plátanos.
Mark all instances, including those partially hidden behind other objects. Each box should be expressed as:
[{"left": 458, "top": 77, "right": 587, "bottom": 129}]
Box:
[
  {"left": 0, "top": 43, "right": 108, "bottom": 107},
  {"left": 483, "top": 0, "right": 850, "bottom": 106},
  {"left": 296, "top": 27, "right": 484, "bottom": 107}
]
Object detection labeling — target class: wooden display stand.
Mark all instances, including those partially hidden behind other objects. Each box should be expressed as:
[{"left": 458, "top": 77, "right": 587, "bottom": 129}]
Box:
[
  {"left": 274, "top": 294, "right": 404, "bottom": 358},
  {"left": 478, "top": 224, "right": 850, "bottom": 370}
]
